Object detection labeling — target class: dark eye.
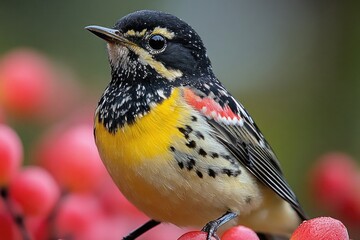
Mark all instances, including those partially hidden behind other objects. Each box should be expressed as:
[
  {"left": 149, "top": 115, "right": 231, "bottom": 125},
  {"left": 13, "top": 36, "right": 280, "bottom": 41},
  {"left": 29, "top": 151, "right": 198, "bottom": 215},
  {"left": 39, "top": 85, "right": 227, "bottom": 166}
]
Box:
[{"left": 147, "top": 34, "right": 166, "bottom": 53}]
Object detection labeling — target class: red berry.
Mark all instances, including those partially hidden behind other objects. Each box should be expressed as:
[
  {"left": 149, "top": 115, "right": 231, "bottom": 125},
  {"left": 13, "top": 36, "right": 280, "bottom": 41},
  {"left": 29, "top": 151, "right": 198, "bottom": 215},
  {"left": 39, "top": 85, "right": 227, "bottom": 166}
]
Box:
[
  {"left": 55, "top": 193, "right": 104, "bottom": 239},
  {"left": 0, "top": 49, "right": 54, "bottom": 117},
  {"left": 0, "top": 124, "right": 23, "bottom": 186},
  {"left": 340, "top": 181, "right": 360, "bottom": 225},
  {"left": 221, "top": 225, "right": 259, "bottom": 240},
  {"left": 309, "top": 153, "right": 357, "bottom": 211},
  {"left": 290, "top": 217, "right": 349, "bottom": 240},
  {"left": 9, "top": 166, "right": 60, "bottom": 217},
  {"left": 0, "top": 210, "right": 21, "bottom": 240},
  {"left": 37, "top": 124, "right": 107, "bottom": 192},
  {"left": 178, "top": 231, "right": 217, "bottom": 240}
]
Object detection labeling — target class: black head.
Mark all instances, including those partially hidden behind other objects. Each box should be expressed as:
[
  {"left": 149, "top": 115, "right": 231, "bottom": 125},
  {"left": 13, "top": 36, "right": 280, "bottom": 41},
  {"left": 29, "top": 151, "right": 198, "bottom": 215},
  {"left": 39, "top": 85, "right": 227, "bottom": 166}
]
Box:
[{"left": 86, "top": 10, "right": 213, "bottom": 83}]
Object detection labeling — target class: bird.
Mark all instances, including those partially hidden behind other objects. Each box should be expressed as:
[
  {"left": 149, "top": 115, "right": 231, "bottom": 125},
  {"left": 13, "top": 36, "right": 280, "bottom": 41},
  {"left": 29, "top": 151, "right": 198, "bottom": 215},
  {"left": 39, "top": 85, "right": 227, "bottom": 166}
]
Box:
[{"left": 86, "top": 10, "right": 307, "bottom": 240}]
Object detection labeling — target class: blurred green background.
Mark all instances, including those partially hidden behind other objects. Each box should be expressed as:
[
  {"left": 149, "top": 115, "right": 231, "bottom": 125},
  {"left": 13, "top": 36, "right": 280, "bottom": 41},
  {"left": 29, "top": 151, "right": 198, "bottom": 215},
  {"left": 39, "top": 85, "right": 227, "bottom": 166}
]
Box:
[{"left": 1, "top": 0, "right": 359, "bottom": 234}]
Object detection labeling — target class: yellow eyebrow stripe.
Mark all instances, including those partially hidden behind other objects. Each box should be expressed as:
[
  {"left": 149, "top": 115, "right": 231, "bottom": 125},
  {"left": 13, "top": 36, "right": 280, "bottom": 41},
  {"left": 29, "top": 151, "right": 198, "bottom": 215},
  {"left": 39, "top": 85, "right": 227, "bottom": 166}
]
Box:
[
  {"left": 124, "top": 27, "right": 175, "bottom": 40},
  {"left": 125, "top": 28, "right": 147, "bottom": 37}
]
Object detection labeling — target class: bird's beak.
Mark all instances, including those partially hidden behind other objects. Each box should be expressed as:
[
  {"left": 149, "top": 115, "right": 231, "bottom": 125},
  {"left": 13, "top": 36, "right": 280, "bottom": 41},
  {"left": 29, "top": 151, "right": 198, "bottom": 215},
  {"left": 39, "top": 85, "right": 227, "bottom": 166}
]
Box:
[{"left": 85, "top": 25, "right": 134, "bottom": 46}]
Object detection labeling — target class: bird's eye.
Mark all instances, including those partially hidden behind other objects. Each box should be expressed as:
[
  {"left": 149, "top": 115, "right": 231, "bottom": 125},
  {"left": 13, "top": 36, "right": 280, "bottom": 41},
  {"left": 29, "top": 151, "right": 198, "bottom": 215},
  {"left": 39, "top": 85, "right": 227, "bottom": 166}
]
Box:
[{"left": 147, "top": 34, "right": 166, "bottom": 53}]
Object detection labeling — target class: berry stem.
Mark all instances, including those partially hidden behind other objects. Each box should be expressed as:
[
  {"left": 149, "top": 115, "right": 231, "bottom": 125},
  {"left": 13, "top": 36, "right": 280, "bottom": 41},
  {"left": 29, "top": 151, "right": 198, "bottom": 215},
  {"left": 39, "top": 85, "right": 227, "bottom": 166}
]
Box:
[
  {"left": 0, "top": 187, "right": 31, "bottom": 240},
  {"left": 47, "top": 190, "right": 67, "bottom": 240}
]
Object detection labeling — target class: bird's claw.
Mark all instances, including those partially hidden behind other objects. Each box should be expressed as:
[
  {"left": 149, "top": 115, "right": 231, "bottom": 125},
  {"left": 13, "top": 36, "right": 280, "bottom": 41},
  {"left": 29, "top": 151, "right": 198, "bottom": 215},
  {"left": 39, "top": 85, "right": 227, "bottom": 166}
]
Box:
[{"left": 202, "top": 220, "right": 220, "bottom": 240}]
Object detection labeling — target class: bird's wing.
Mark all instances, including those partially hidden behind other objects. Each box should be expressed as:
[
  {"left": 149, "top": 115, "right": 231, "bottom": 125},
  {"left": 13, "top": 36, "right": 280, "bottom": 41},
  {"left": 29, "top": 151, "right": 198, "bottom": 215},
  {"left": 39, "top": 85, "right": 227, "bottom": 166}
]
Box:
[{"left": 183, "top": 86, "right": 307, "bottom": 220}]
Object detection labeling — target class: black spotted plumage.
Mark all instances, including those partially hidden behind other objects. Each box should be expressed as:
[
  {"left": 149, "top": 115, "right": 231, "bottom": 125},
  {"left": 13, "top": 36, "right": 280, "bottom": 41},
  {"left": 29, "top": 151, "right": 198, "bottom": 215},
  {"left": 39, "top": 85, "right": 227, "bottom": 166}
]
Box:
[
  {"left": 181, "top": 81, "right": 307, "bottom": 221},
  {"left": 87, "top": 9, "right": 308, "bottom": 240}
]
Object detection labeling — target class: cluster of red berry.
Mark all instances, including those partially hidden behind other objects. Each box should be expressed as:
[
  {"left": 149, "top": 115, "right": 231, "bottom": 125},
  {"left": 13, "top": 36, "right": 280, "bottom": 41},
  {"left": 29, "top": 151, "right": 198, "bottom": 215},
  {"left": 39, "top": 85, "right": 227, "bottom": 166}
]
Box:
[{"left": 0, "top": 49, "right": 355, "bottom": 239}]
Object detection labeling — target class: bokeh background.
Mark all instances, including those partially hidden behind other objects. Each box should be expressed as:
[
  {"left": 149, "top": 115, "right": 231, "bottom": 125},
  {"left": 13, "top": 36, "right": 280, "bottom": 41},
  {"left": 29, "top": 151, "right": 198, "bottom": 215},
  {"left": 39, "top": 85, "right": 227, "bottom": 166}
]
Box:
[{"left": 0, "top": 1, "right": 359, "bottom": 239}]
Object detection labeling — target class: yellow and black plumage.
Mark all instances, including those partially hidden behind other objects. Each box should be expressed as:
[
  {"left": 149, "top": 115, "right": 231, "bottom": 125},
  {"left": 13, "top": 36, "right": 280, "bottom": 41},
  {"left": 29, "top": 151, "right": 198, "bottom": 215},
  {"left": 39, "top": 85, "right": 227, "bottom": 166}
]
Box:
[{"left": 86, "top": 10, "right": 307, "bottom": 240}]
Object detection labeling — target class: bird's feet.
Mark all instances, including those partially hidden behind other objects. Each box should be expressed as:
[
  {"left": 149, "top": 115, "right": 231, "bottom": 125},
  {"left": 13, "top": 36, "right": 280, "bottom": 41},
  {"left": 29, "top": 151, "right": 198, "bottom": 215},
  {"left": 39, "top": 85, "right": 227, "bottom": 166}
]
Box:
[
  {"left": 201, "top": 211, "right": 238, "bottom": 240},
  {"left": 202, "top": 220, "right": 221, "bottom": 240}
]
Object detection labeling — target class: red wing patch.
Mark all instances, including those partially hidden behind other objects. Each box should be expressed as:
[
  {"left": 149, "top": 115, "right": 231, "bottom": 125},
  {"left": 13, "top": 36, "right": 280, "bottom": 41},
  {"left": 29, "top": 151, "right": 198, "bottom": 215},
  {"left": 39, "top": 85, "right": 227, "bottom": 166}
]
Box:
[{"left": 184, "top": 88, "right": 244, "bottom": 126}]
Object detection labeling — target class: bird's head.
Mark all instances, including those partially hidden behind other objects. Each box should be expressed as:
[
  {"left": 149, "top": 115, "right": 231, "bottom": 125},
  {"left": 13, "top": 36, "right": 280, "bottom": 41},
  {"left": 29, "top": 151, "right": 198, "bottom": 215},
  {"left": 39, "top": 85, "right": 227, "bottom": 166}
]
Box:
[
  {"left": 87, "top": 10, "right": 221, "bottom": 132},
  {"left": 86, "top": 10, "right": 213, "bottom": 84}
]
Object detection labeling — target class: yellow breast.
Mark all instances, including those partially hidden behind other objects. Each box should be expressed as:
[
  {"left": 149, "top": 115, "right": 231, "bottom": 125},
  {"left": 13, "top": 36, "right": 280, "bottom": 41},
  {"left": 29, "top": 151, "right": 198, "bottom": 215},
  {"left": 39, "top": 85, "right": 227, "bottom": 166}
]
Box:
[{"left": 94, "top": 87, "right": 188, "bottom": 170}]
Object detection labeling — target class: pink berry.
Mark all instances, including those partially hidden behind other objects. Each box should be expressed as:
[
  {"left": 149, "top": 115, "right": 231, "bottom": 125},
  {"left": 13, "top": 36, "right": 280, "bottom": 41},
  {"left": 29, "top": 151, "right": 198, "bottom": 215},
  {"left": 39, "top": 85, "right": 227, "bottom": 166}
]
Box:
[
  {"left": 39, "top": 68, "right": 81, "bottom": 122},
  {"left": 55, "top": 193, "right": 104, "bottom": 239},
  {"left": 309, "top": 153, "right": 356, "bottom": 211},
  {"left": 178, "top": 231, "right": 217, "bottom": 240},
  {"left": 37, "top": 124, "right": 107, "bottom": 192},
  {"left": 9, "top": 166, "right": 60, "bottom": 217},
  {"left": 0, "top": 49, "right": 54, "bottom": 117},
  {"left": 290, "top": 217, "right": 349, "bottom": 240},
  {"left": 146, "top": 224, "right": 188, "bottom": 240},
  {"left": 77, "top": 216, "right": 132, "bottom": 240},
  {"left": 221, "top": 225, "right": 259, "bottom": 240},
  {"left": 0, "top": 124, "right": 23, "bottom": 186},
  {"left": 26, "top": 216, "right": 49, "bottom": 240},
  {"left": 97, "top": 175, "right": 147, "bottom": 220}
]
